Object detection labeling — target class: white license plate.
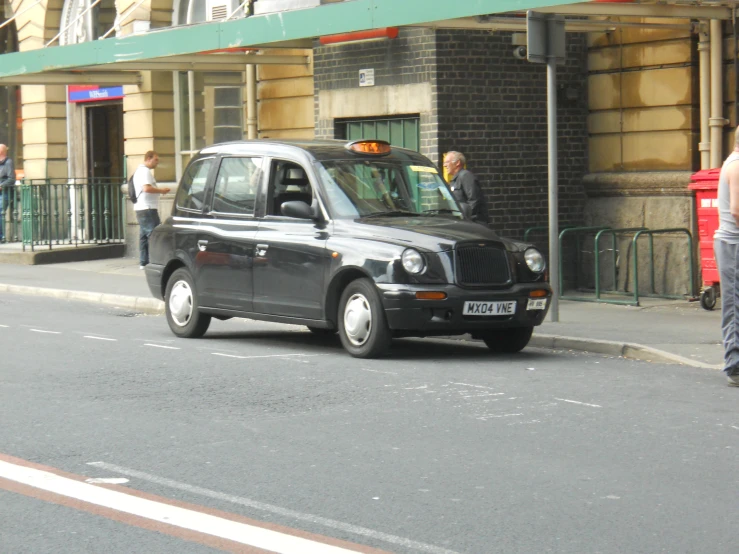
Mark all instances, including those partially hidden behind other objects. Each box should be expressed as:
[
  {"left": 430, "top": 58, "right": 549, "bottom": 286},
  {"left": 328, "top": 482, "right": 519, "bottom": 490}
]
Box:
[
  {"left": 462, "top": 300, "right": 517, "bottom": 316},
  {"left": 527, "top": 298, "right": 548, "bottom": 310}
]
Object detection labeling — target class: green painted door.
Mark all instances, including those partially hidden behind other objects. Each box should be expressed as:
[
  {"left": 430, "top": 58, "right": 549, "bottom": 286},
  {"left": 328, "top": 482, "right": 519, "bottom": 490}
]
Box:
[{"left": 340, "top": 117, "right": 420, "bottom": 151}]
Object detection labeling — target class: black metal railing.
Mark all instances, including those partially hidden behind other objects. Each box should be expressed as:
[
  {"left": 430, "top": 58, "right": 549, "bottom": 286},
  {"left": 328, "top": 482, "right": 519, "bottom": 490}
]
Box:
[{"left": 0, "top": 178, "right": 126, "bottom": 251}]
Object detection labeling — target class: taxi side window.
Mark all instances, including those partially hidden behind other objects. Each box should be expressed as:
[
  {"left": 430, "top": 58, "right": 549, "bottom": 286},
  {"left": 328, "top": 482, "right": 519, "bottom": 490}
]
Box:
[
  {"left": 175, "top": 158, "right": 213, "bottom": 213},
  {"left": 267, "top": 160, "right": 313, "bottom": 216},
  {"left": 212, "top": 157, "right": 262, "bottom": 216}
]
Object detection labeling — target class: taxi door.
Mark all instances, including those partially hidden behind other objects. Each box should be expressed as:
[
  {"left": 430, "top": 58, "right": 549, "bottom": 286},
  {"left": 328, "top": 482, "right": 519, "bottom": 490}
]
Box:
[
  {"left": 195, "top": 156, "right": 263, "bottom": 312},
  {"left": 252, "top": 159, "right": 331, "bottom": 320}
]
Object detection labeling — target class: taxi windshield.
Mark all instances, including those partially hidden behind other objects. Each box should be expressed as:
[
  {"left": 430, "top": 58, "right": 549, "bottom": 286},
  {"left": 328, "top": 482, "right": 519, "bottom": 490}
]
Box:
[{"left": 315, "top": 159, "right": 462, "bottom": 219}]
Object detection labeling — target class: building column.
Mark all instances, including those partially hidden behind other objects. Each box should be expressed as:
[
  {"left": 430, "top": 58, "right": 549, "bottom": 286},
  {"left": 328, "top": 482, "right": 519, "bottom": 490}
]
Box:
[
  {"left": 19, "top": 85, "right": 68, "bottom": 179},
  {"left": 12, "top": 0, "right": 67, "bottom": 178}
]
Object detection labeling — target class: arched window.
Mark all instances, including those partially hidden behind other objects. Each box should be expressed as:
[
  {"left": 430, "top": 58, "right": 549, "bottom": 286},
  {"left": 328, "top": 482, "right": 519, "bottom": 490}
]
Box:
[{"left": 60, "top": 0, "right": 117, "bottom": 45}]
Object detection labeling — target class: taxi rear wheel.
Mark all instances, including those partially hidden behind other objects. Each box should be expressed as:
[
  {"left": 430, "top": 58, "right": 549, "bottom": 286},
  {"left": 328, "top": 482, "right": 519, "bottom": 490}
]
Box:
[
  {"left": 338, "top": 278, "right": 391, "bottom": 358},
  {"left": 481, "top": 326, "right": 533, "bottom": 353},
  {"left": 165, "top": 268, "right": 211, "bottom": 338}
]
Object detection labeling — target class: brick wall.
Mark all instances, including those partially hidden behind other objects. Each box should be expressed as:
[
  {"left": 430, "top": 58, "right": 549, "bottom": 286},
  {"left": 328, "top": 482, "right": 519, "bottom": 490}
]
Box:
[
  {"left": 313, "top": 28, "right": 438, "bottom": 162},
  {"left": 436, "top": 30, "right": 589, "bottom": 240},
  {"left": 314, "top": 28, "right": 589, "bottom": 241}
]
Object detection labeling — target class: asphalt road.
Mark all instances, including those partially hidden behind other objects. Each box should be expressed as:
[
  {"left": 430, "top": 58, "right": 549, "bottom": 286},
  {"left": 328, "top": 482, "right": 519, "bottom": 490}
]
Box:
[{"left": 0, "top": 293, "right": 737, "bottom": 554}]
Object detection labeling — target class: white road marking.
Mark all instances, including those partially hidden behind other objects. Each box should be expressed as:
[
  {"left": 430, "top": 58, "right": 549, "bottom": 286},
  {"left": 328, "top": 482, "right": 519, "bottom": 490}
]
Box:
[
  {"left": 477, "top": 413, "right": 523, "bottom": 421},
  {"left": 85, "top": 477, "right": 129, "bottom": 484},
  {"left": 0, "top": 460, "right": 360, "bottom": 554},
  {"left": 84, "top": 336, "right": 118, "bottom": 342},
  {"left": 212, "top": 353, "right": 322, "bottom": 360},
  {"left": 359, "top": 368, "right": 398, "bottom": 375},
  {"left": 88, "top": 461, "right": 461, "bottom": 554},
  {"left": 555, "top": 398, "right": 602, "bottom": 408},
  {"left": 449, "top": 382, "right": 497, "bottom": 390},
  {"left": 30, "top": 329, "right": 61, "bottom": 335},
  {"left": 0, "top": 324, "right": 8, "bottom": 328},
  {"left": 144, "top": 344, "right": 181, "bottom": 350}
]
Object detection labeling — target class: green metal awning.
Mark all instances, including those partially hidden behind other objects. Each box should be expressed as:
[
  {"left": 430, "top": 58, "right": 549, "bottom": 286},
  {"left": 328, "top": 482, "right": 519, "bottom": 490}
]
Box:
[
  {"left": 0, "top": 0, "right": 731, "bottom": 85},
  {"left": 0, "top": 0, "right": 572, "bottom": 84}
]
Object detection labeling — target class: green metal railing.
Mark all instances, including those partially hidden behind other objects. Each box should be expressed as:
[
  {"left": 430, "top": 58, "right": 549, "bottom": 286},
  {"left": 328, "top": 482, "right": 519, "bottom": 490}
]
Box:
[
  {"left": 523, "top": 225, "right": 575, "bottom": 243},
  {"left": 594, "top": 227, "right": 648, "bottom": 301},
  {"left": 555, "top": 226, "right": 696, "bottom": 306},
  {"left": 1, "top": 178, "right": 126, "bottom": 251},
  {"left": 558, "top": 226, "right": 611, "bottom": 300},
  {"left": 630, "top": 228, "right": 696, "bottom": 305}
]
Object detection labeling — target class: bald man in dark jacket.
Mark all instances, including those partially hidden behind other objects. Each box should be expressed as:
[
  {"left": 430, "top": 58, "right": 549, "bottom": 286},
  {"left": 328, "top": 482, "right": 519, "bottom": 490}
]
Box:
[{"left": 443, "top": 151, "right": 489, "bottom": 225}]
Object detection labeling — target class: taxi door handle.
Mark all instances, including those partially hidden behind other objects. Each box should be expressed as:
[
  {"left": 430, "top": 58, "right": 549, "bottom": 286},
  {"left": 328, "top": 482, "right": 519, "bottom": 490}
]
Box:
[
  {"left": 256, "top": 244, "right": 269, "bottom": 257},
  {"left": 197, "top": 240, "right": 208, "bottom": 252}
]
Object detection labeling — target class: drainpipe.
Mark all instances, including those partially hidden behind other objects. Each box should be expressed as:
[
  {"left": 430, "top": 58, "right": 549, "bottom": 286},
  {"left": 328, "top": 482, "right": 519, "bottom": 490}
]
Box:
[
  {"left": 710, "top": 19, "right": 725, "bottom": 168},
  {"left": 246, "top": 64, "right": 258, "bottom": 139},
  {"left": 187, "top": 71, "right": 196, "bottom": 157},
  {"left": 245, "top": 0, "right": 258, "bottom": 140},
  {"left": 699, "top": 22, "right": 711, "bottom": 169}
]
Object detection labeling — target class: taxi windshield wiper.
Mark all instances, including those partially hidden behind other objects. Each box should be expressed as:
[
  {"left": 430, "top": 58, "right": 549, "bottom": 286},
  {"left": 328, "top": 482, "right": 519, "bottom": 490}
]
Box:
[
  {"left": 360, "top": 210, "right": 418, "bottom": 219},
  {"left": 420, "top": 208, "right": 461, "bottom": 215}
]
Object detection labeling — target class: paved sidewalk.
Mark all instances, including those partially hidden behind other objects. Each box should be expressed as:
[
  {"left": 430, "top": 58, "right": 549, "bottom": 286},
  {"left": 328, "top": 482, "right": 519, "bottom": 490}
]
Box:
[{"left": 0, "top": 257, "right": 724, "bottom": 370}]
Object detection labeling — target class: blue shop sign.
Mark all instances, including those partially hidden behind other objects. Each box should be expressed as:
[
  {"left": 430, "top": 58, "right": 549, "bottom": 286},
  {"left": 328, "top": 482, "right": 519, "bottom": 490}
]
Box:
[{"left": 68, "top": 85, "right": 124, "bottom": 103}]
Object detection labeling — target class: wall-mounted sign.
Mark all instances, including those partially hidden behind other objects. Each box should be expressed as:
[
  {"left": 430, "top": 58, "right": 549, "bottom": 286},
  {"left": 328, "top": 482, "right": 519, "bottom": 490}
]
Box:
[
  {"left": 359, "top": 68, "right": 375, "bottom": 87},
  {"left": 68, "top": 85, "right": 124, "bottom": 103}
]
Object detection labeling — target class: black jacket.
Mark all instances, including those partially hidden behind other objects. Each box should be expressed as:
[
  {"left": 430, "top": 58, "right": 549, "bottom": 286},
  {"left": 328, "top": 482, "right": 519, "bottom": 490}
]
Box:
[
  {"left": 0, "top": 157, "right": 15, "bottom": 190},
  {"left": 449, "top": 168, "right": 489, "bottom": 224}
]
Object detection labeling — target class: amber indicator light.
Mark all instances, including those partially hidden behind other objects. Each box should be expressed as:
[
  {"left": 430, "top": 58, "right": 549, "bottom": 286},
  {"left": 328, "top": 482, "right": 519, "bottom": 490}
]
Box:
[
  {"left": 529, "top": 289, "right": 549, "bottom": 298},
  {"left": 415, "top": 291, "right": 447, "bottom": 300},
  {"left": 347, "top": 140, "right": 392, "bottom": 155},
  {"left": 332, "top": 252, "right": 339, "bottom": 258}
]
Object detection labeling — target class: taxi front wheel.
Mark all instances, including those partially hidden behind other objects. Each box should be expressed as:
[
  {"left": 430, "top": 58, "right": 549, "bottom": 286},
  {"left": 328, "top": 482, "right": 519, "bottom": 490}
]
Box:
[
  {"left": 481, "top": 326, "right": 533, "bottom": 353},
  {"left": 338, "top": 278, "right": 392, "bottom": 358},
  {"left": 165, "top": 268, "right": 211, "bottom": 338}
]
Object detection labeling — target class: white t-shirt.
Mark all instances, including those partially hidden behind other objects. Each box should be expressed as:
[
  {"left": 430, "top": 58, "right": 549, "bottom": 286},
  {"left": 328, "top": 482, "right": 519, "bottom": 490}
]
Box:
[{"left": 133, "top": 164, "right": 158, "bottom": 211}]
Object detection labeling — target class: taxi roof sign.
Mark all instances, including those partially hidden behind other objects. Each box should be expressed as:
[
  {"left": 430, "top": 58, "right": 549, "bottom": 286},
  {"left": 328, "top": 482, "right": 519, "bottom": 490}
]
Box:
[{"left": 346, "top": 140, "right": 392, "bottom": 155}]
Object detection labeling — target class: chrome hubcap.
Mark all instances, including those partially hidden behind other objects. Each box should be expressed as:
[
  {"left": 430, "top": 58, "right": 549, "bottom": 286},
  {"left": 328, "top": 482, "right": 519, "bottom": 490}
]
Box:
[
  {"left": 343, "top": 293, "right": 372, "bottom": 346},
  {"left": 169, "top": 280, "right": 193, "bottom": 327}
]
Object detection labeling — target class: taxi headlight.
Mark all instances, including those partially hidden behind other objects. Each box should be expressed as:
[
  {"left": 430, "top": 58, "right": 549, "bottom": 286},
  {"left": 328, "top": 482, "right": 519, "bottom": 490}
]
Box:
[
  {"left": 401, "top": 249, "right": 426, "bottom": 274},
  {"left": 524, "top": 248, "right": 546, "bottom": 273}
]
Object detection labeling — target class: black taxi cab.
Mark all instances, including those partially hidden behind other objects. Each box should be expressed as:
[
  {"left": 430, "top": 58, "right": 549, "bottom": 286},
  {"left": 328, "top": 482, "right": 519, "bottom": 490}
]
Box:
[{"left": 144, "top": 139, "right": 551, "bottom": 358}]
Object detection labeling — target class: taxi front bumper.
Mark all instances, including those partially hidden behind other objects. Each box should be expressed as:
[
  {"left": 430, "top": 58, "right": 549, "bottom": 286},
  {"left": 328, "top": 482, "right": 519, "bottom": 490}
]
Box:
[{"left": 377, "top": 283, "right": 551, "bottom": 333}]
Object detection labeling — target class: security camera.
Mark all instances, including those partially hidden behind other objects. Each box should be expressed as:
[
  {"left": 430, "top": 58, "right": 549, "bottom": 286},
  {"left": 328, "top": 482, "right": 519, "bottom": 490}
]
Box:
[{"left": 513, "top": 46, "right": 527, "bottom": 60}]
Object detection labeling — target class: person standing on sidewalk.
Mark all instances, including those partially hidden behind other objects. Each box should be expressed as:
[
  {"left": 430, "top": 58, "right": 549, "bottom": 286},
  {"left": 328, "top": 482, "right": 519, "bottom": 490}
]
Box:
[
  {"left": 0, "top": 144, "right": 15, "bottom": 243},
  {"left": 443, "top": 151, "right": 489, "bottom": 225},
  {"left": 714, "top": 127, "right": 739, "bottom": 386},
  {"left": 133, "top": 151, "right": 170, "bottom": 269}
]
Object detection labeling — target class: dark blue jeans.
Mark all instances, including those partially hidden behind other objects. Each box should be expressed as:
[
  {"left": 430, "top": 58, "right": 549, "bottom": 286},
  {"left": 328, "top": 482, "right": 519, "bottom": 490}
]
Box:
[
  {"left": 0, "top": 187, "right": 9, "bottom": 242},
  {"left": 135, "top": 209, "right": 160, "bottom": 266}
]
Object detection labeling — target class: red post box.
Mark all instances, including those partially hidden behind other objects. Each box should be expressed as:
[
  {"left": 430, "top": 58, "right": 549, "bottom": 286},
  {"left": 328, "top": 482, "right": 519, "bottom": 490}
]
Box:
[{"left": 688, "top": 168, "right": 721, "bottom": 309}]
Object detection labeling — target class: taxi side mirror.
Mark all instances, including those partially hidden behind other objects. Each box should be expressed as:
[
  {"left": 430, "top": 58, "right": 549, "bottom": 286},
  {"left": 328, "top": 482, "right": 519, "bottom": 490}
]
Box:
[{"left": 281, "top": 200, "right": 316, "bottom": 220}]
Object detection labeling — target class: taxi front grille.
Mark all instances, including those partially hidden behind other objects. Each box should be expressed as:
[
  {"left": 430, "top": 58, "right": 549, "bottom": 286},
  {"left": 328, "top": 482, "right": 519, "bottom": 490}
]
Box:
[{"left": 455, "top": 245, "right": 511, "bottom": 286}]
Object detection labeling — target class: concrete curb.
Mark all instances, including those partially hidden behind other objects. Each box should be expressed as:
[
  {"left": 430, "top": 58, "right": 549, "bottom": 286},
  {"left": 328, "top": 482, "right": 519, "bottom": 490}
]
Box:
[
  {"left": 0, "top": 282, "right": 721, "bottom": 369},
  {"left": 530, "top": 334, "right": 722, "bottom": 370},
  {"left": 0, "top": 284, "right": 165, "bottom": 315}
]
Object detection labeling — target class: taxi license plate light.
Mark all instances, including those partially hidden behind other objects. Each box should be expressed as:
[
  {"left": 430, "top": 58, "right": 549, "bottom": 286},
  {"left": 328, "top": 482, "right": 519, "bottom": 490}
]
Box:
[
  {"left": 462, "top": 301, "right": 516, "bottom": 316},
  {"left": 416, "top": 291, "right": 447, "bottom": 300},
  {"left": 526, "top": 298, "right": 548, "bottom": 311}
]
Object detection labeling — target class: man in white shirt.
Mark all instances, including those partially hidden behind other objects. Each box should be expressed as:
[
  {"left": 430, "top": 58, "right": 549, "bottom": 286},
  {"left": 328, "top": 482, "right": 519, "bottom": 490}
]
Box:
[{"left": 133, "top": 151, "right": 170, "bottom": 269}]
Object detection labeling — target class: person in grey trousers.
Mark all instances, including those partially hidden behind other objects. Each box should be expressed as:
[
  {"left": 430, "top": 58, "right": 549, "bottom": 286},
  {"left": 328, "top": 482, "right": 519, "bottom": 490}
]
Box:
[{"left": 714, "top": 126, "right": 739, "bottom": 386}]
